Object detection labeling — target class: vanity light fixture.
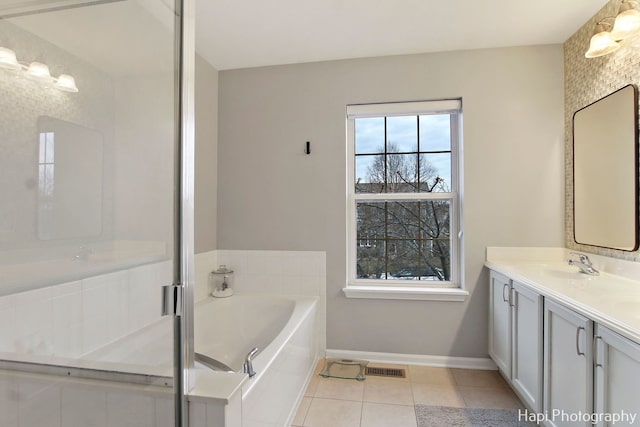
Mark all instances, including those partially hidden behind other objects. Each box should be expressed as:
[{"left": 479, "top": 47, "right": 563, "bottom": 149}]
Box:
[
  {"left": 0, "top": 46, "right": 79, "bottom": 92},
  {"left": 610, "top": 0, "right": 640, "bottom": 40},
  {"left": 586, "top": 0, "right": 640, "bottom": 58},
  {"left": 585, "top": 20, "right": 621, "bottom": 58}
]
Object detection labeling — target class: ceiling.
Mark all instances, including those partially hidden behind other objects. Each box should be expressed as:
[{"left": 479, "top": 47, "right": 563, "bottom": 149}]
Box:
[
  {"left": 196, "top": 0, "right": 609, "bottom": 70},
  {"left": 4, "top": 0, "right": 610, "bottom": 74}
]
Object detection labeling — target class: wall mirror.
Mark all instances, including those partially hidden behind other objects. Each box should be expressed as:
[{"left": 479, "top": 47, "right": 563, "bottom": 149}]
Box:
[
  {"left": 573, "top": 84, "right": 639, "bottom": 251},
  {"left": 37, "top": 116, "right": 104, "bottom": 240}
]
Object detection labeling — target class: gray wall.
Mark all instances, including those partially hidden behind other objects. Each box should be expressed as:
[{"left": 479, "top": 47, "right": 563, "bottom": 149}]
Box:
[
  {"left": 194, "top": 55, "right": 219, "bottom": 254},
  {"left": 217, "top": 45, "right": 565, "bottom": 357}
]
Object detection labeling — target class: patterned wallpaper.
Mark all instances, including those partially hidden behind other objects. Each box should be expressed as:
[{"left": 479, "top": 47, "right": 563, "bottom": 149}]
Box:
[
  {"left": 564, "top": 0, "right": 640, "bottom": 260},
  {"left": 0, "top": 20, "right": 115, "bottom": 251}
]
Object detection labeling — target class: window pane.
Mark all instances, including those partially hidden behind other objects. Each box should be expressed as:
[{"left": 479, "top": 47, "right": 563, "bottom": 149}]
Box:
[
  {"left": 355, "top": 117, "right": 384, "bottom": 154},
  {"left": 357, "top": 240, "right": 386, "bottom": 279},
  {"left": 387, "top": 116, "right": 417, "bottom": 153},
  {"left": 356, "top": 202, "right": 385, "bottom": 239},
  {"left": 387, "top": 202, "right": 419, "bottom": 240},
  {"left": 388, "top": 240, "right": 420, "bottom": 280},
  {"left": 419, "top": 153, "right": 451, "bottom": 192},
  {"left": 420, "top": 239, "right": 450, "bottom": 281},
  {"left": 420, "top": 200, "right": 451, "bottom": 280},
  {"left": 355, "top": 155, "right": 384, "bottom": 193},
  {"left": 420, "top": 199, "right": 450, "bottom": 241},
  {"left": 419, "top": 114, "right": 451, "bottom": 151},
  {"left": 386, "top": 153, "right": 419, "bottom": 193}
]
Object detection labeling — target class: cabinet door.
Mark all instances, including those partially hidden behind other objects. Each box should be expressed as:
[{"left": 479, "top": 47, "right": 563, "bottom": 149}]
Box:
[
  {"left": 544, "top": 299, "right": 593, "bottom": 427},
  {"left": 511, "top": 281, "right": 543, "bottom": 412},
  {"left": 594, "top": 324, "right": 640, "bottom": 427},
  {"left": 489, "top": 271, "right": 512, "bottom": 377}
]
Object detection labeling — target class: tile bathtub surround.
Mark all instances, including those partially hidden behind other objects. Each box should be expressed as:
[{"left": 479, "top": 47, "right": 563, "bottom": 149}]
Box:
[
  {"left": 0, "top": 370, "right": 174, "bottom": 427},
  {"left": 215, "top": 250, "right": 326, "bottom": 297},
  {"left": 292, "top": 360, "right": 524, "bottom": 427},
  {"left": 0, "top": 260, "right": 171, "bottom": 359},
  {"left": 197, "top": 249, "right": 327, "bottom": 352}
]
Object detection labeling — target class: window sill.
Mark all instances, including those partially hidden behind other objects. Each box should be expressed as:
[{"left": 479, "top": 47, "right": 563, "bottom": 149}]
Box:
[{"left": 342, "top": 285, "right": 468, "bottom": 301}]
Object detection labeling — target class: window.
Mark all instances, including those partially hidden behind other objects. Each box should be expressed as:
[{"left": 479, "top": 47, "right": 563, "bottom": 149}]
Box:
[{"left": 345, "top": 100, "right": 464, "bottom": 300}]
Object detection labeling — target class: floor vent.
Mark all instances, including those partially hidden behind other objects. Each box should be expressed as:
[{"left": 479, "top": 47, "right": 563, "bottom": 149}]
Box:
[{"left": 365, "top": 367, "right": 406, "bottom": 378}]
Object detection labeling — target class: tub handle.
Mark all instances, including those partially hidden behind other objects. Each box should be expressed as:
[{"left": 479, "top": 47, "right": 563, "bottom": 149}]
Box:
[{"left": 243, "top": 347, "right": 259, "bottom": 378}]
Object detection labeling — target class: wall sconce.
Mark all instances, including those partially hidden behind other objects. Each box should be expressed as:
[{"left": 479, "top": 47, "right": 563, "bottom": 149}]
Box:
[
  {"left": 586, "top": 0, "right": 640, "bottom": 58},
  {"left": 611, "top": 0, "right": 640, "bottom": 39},
  {"left": 0, "top": 46, "right": 78, "bottom": 92},
  {"left": 585, "top": 20, "right": 621, "bottom": 58}
]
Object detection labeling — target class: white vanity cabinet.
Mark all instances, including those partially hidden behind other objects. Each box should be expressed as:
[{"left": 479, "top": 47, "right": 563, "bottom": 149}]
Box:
[
  {"left": 543, "top": 299, "right": 594, "bottom": 426},
  {"left": 488, "top": 271, "right": 543, "bottom": 411},
  {"left": 511, "top": 281, "right": 543, "bottom": 412},
  {"left": 594, "top": 324, "right": 640, "bottom": 427},
  {"left": 489, "top": 271, "right": 512, "bottom": 376}
]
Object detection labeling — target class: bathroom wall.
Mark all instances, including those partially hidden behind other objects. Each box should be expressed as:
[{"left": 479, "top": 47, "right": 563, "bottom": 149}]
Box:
[
  {"left": 194, "top": 55, "right": 219, "bottom": 254},
  {"left": 217, "top": 45, "right": 565, "bottom": 357},
  {"left": 564, "top": 0, "right": 640, "bottom": 261},
  {"left": 0, "top": 20, "right": 115, "bottom": 252}
]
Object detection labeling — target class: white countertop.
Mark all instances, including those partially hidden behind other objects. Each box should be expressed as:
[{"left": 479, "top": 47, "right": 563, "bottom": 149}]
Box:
[{"left": 485, "top": 247, "right": 640, "bottom": 344}]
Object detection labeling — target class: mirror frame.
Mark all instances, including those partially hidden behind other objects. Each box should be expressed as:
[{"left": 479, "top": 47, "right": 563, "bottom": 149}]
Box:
[{"left": 572, "top": 84, "right": 639, "bottom": 252}]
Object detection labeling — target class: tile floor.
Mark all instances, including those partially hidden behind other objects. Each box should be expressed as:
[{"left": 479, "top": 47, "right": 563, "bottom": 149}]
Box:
[{"left": 291, "top": 360, "right": 526, "bottom": 427}]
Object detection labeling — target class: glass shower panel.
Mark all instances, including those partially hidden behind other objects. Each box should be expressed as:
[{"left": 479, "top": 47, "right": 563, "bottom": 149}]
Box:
[{"left": 0, "top": 1, "right": 181, "bottom": 425}]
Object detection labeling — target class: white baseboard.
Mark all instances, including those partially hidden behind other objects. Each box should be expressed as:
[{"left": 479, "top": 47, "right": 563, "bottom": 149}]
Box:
[{"left": 324, "top": 349, "right": 497, "bottom": 370}]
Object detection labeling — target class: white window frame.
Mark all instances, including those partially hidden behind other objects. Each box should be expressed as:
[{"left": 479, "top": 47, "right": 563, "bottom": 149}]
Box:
[{"left": 344, "top": 100, "right": 467, "bottom": 301}]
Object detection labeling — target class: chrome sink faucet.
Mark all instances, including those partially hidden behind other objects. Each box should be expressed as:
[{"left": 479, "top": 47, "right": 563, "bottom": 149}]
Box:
[{"left": 568, "top": 252, "right": 599, "bottom": 276}]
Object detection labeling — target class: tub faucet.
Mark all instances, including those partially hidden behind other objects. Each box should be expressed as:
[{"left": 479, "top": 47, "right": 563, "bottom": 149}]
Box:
[
  {"left": 568, "top": 252, "right": 599, "bottom": 276},
  {"left": 243, "top": 347, "right": 259, "bottom": 377}
]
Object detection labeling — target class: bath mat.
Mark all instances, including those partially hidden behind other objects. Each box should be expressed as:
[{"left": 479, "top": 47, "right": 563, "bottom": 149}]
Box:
[
  {"left": 415, "top": 405, "right": 532, "bottom": 427},
  {"left": 319, "top": 358, "right": 368, "bottom": 381}
]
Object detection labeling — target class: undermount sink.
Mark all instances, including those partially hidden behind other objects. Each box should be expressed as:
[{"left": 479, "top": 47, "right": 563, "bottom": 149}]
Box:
[{"left": 517, "top": 263, "right": 594, "bottom": 281}]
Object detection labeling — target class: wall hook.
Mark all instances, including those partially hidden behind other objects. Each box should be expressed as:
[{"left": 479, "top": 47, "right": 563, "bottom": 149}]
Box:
[{"left": 305, "top": 141, "right": 311, "bottom": 155}]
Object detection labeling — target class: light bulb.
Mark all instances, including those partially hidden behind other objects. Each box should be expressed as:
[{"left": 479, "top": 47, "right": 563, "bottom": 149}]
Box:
[
  {"left": 0, "top": 47, "right": 20, "bottom": 71},
  {"left": 585, "top": 24, "right": 621, "bottom": 58},
  {"left": 611, "top": 10, "right": 640, "bottom": 40},
  {"left": 610, "top": 2, "right": 640, "bottom": 40},
  {"left": 26, "top": 62, "right": 54, "bottom": 83},
  {"left": 54, "top": 74, "right": 78, "bottom": 92}
]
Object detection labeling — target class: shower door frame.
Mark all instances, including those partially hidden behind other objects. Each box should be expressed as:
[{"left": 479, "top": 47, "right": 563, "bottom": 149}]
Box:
[
  {"left": 0, "top": 0, "right": 197, "bottom": 425},
  {"left": 174, "top": 0, "right": 196, "bottom": 425}
]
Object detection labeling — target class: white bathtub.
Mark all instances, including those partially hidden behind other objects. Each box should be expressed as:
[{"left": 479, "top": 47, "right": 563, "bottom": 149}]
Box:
[
  {"left": 0, "top": 291, "right": 319, "bottom": 426},
  {"left": 194, "top": 295, "right": 319, "bottom": 426},
  {"left": 195, "top": 295, "right": 296, "bottom": 372}
]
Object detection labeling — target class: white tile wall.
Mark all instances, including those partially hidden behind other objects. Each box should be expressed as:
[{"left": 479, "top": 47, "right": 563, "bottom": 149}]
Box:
[
  {"left": 214, "top": 250, "right": 326, "bottom": 298},
  {"left": 0, "top": 372, "right": 174, "bottom": 427},
  {"left": 198, "top": 249, "right": 327, "bottom": 352},
  {"left": 0, "top": 259, "right": 172, "bottom": 360},
  {"left": 60, "top": 385, "right": 107, "bottom": 427},
  {"left": 187, "top": 394, "right": 243, "bottom": 427}
]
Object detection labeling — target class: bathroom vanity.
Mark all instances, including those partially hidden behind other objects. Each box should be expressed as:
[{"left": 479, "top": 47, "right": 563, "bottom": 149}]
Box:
[{"left": 486, "top": 247, "right": 640, "bottom": 426}]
